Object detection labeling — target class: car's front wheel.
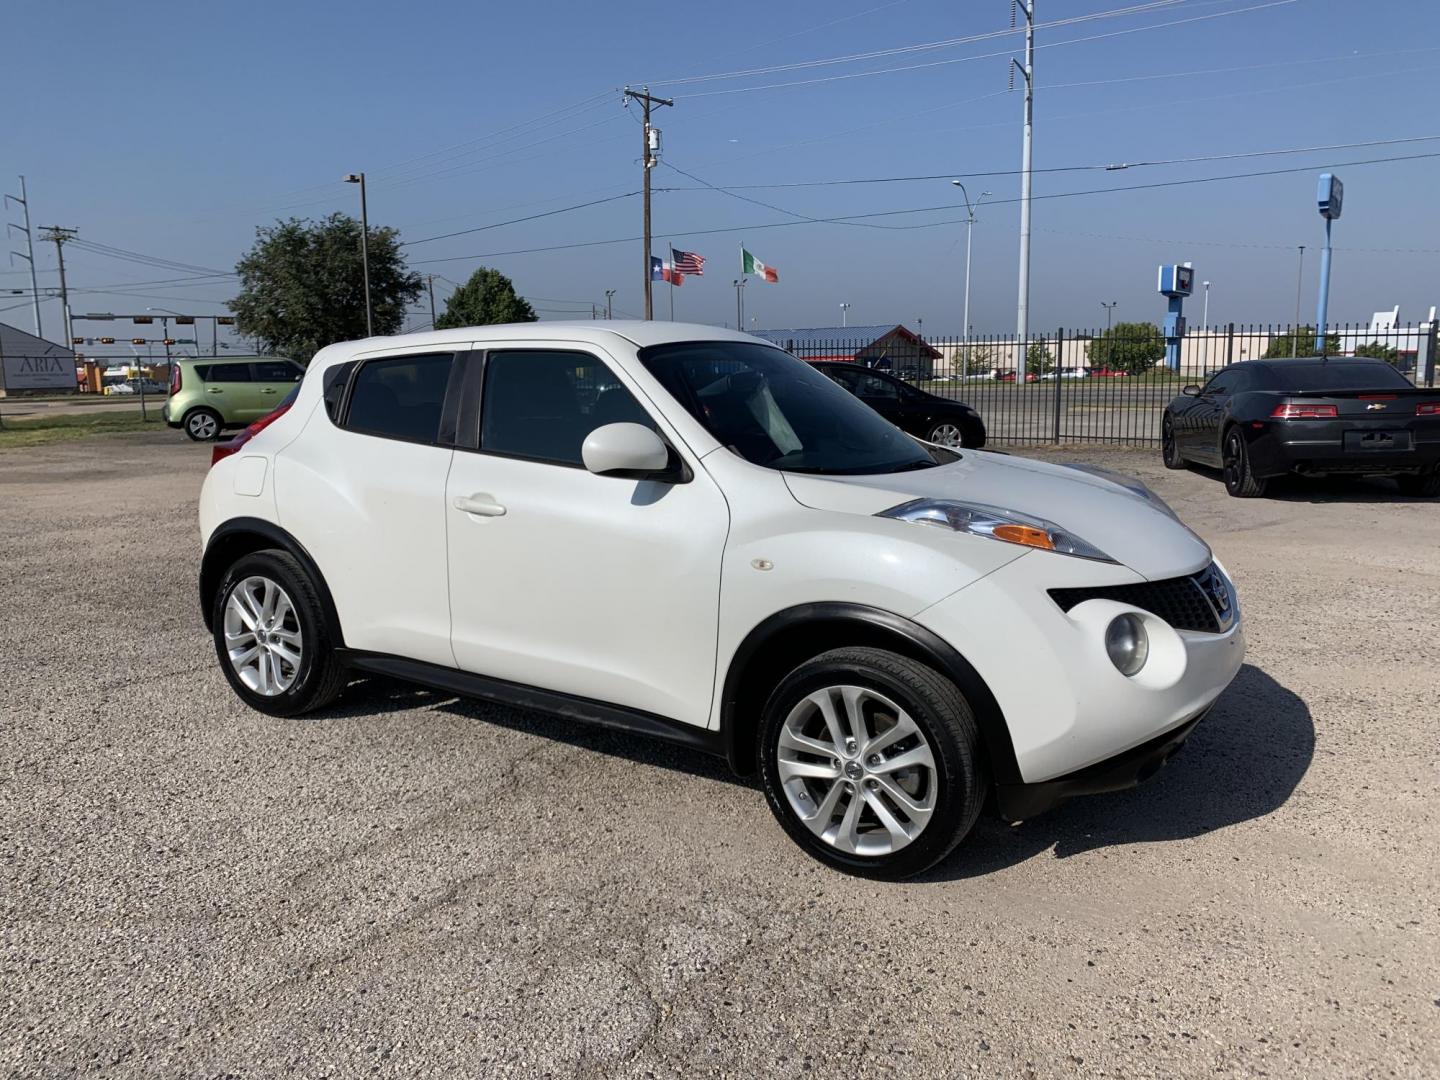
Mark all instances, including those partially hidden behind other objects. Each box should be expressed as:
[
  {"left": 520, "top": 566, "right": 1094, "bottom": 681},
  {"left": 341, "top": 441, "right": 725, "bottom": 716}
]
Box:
[
  {"left": 211, "top": 549, "right": 347, "bottom": 717},
  {"left": 758, "top": 647, "right": 987, "bottom": 879},
  {"left": 927, "top": 422, "right": 965, "bottom": 448},
  {"left": 1161, "top": 414, "right": 1187, "bottom": 470},
  {"left": 184, "top": 407, "right": 222, "bottom": 442}
]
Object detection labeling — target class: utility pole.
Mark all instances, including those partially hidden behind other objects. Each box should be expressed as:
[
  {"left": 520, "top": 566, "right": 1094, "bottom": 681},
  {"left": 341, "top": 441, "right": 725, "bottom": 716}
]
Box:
[
  {"left": 5, "top": 176, "right": 42, "bottom": 338},
  {"left": 39, "top": 226, "right": 77, "bottom": 347},
  {"left": 1011, "top": 0, "right": 1035, "bottom": 381},
  {"left": 426, "top": 274, "right": 437, "bottom": 328},
  {"left": 343, "top": 173, "right": 372, "bottom": 336},
  {"left": 1294, "top": 245, "right": 1305, "bottom": 332},
  {"left": 605, "top": 289, "right": 616, "bottom": 319},
  {"left": 623, "top": 86, "right": 673, "bottom": 320}
]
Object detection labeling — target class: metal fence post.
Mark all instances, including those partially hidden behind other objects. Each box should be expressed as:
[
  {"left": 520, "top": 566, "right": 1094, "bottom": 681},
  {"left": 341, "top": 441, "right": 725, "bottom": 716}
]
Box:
[
  {"left": 1424, "top": 319, "right": 1438, "bottom": 388},
  {"left": 1225, "top": 322, "right": 1235, "bottom": 367},
  {"left": 1052, "top": 329, "right": 1064, "bottom": 443}
]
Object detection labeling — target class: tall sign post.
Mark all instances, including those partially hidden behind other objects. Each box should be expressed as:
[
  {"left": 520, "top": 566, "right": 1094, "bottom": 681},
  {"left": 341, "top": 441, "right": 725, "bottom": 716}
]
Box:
[
  {"left": 1315, "top": 173, "right": 1343, "bottom": 355},
  {"left": 1157, "top": 263, "right": 1194, "bottom": 371}
]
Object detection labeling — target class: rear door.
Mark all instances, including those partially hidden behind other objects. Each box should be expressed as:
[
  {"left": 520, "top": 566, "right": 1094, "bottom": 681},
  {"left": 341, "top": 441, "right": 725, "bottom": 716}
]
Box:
[{"left": 250, "top": 360, "right": 304, "bottom": 418}]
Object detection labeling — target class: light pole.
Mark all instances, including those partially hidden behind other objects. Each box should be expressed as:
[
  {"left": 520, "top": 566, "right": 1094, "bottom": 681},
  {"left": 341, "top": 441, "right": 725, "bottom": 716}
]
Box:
[
  {"left": 605, "top": 289, "right": 616, "bottom": 319},
  {"left": 733, "top": 278, "right": 745, "bottom": 330},
  {"left": 840, "top": 302, "right": 850, "bottom": 328},
  {"left": 1201, "top": 281, "right": 1211, "bottom": 331},
  {"left": 344, "top": 173, "right": 373, "bottom": 337},
  {"left": 1294, "top": 245, "right": 1305, "bottom": 333},
  {"left": 1101, "top": 301, "right": 1118, "bottom": 371},
  {"left": 951, "top": 181, "right": 991, "bottom": 366}
]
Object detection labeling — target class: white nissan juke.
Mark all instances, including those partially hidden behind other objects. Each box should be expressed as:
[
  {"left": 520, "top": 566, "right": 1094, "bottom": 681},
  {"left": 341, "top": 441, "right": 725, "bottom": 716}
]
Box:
[{"left": 199, "top": 322, "right": 1244, "bottom": 878}]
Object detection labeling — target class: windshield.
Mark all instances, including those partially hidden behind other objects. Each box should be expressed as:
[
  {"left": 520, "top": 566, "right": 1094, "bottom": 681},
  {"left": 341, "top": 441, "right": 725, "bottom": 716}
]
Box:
[
  {"left": 1276, "top": 362, "right": 1412, "bottom": 391},
  {"left": 638, "top": 341, "right": 942, "bottom": 474}
]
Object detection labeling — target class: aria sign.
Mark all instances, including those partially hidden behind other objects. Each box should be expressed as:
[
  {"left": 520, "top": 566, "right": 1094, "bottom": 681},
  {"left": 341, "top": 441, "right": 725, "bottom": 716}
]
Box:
[{"left": 2, "top": 354, "right": 75, "bottom": 390}]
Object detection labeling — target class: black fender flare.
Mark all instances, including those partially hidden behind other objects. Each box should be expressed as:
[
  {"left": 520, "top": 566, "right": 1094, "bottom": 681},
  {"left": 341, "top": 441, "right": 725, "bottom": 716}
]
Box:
[
  {"left": 199, "top": 517, "right": 344, "bottom": 645},
  {"left": 719, "top": 602, "right": 1021, "bottom": 785}
]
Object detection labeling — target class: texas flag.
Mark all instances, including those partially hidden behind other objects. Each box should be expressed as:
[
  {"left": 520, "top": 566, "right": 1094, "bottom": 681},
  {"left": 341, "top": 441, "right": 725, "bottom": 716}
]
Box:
[{"left": 650, "top": 256, "right": 684, "bottom": 286}]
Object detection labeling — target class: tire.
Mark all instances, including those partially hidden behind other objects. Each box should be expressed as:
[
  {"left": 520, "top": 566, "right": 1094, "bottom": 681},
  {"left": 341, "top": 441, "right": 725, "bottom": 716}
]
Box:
[
  {"left": 183, "top": 407, "right": 223, "bottom": 442},
  {"left": 1396, "top": 470, "right": 1440, "bottom": 497},
  {"left": 758, "top": 646, "right": 987, "bottom": 879},
  {"left": 211, "top": 548, "right": 347, "bottom": 717},
  {"left": 927, "top": 422, "right": 965, "bottom": 449},
  {"left": 1161, "top": 414, "right": 1187, "bottom": 470},
  {"left": 1221, "top": 426, "right": 1267, "bottom": 498}
]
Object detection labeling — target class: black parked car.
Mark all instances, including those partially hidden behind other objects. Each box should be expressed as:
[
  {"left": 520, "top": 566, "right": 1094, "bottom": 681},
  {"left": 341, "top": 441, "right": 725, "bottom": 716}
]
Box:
[
  {"left": 1162, "top": 357, "right": 1440, "bottom": 498},
  {"left": 812, "top": 362, "right": 986, "bottom": 448}
]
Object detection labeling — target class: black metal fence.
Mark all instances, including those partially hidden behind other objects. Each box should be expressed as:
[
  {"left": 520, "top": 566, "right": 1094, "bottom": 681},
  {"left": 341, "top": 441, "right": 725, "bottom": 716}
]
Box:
[{"left": 778, "top": 321, "right": 1439, "bottom": 446}]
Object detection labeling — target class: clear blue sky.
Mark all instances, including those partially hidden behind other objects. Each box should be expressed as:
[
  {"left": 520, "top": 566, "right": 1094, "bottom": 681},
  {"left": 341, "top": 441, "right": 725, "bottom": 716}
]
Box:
[{"left": 4, "top": 0, "right": 1439, "bottom": 345}]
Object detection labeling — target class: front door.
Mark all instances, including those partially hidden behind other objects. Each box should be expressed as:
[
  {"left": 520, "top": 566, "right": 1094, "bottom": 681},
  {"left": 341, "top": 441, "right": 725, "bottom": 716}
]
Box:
[{"left": 445, "top": 344, "right": 729, "bottom": 728}]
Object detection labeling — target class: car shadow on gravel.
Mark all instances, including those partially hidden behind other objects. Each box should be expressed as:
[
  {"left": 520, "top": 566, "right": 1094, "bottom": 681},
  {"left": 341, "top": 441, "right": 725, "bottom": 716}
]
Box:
[
  {"left": 327, "top": 674, "right": 754, "bottom": 788},
  {"left": 1187, "top": 465, "right": 1427, "bottom": 503},
  {"left": 922, "top": 663, "right": 1314, "bottom": 881}
]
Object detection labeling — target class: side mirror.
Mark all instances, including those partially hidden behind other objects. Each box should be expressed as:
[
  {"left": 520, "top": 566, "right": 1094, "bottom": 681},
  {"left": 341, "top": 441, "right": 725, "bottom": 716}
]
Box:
[
  {"left": 1182, "top": 384, "right": 1202, "bottom": 397},
  {"left": 582, "top": 422, "right": 674, "bottom": 480}
]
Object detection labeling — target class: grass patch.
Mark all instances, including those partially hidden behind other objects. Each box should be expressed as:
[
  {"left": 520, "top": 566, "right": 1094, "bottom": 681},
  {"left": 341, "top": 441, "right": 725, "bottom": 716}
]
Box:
[{"left": 0, "top": 410, "right": 162, "bottom": 449}]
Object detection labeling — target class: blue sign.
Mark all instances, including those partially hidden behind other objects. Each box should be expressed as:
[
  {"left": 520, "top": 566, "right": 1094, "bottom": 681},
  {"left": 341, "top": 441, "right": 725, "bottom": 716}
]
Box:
[
  {"left": 1317, "top": 173, "right": 1343, "bottom": 220},
  {"left": 1157, "top": 264, "right": 1194, "bottom": 298}
]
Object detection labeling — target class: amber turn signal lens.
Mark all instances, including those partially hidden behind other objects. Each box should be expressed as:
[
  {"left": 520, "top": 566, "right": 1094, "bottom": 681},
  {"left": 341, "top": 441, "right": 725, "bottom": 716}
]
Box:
[{"left": 992, "top": 524, "right": 1056, "bottom": 549}]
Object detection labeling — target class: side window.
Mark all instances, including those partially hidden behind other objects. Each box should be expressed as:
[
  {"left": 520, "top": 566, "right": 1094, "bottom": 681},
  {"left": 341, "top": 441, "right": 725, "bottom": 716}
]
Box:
[
  {"left": 1203, "top": 369, "right": 1237, "bottom": 397},
  {"left": 853, "top": 371, "right": 900, "bottom": 399},
  {"left": 193, "top": 364, "right": 212, "bottom": 382},
  {"left": 252, "top": 360, "right": 303, "bottom": 383},
  {"left": 322, "top": 361, "right": 356, "bottom": 422},
  {"left": 206, "top": 362, "right": 253, "bottom": 383},
  {"left": 343, "top": 353, "right": 453, "bottom": 444},
  {"left": 480, "top": 350, "right": 653, "bottom": 466}
]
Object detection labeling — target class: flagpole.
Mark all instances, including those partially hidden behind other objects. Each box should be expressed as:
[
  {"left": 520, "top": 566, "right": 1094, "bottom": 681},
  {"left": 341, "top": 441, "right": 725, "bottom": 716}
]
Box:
[{"left": 668, "top": 244, "right": 675, "bottom": 322}]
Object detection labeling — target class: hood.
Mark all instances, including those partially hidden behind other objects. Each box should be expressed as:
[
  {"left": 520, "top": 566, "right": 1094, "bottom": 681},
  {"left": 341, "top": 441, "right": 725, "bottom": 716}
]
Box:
[{"left": 782, "top": 451, "right": 1211, "bottom": 581}]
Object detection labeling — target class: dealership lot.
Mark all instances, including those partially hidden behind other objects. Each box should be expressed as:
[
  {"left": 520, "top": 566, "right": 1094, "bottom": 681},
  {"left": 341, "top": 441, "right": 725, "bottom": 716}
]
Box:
[{"left": 2, "top": 434, "right": 1436, "bottom": 1078}]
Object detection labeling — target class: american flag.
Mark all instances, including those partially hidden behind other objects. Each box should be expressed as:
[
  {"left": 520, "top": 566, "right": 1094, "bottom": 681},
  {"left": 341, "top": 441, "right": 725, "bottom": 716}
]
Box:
[{"left": 670, "top": 248, "right": 705, "bottom": 275}]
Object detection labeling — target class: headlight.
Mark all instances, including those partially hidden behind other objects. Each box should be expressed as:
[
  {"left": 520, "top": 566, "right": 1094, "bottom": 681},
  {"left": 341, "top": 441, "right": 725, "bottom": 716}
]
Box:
[
  {"left": 877, "top": 499, "right": 1114, "bottom": 562},
  {"left": 1105, "top": 613, "right": 1149, "bottom": 676}
]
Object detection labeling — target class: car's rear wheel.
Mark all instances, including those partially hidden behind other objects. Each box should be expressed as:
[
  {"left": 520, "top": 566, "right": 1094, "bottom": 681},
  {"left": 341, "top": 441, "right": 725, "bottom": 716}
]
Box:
[
  {"left": 212, "top": 549, "right": 347, "bottom": 717},
  {"left": 184, "top": 407, "right": 222, "bottom": 442},
  {"left": 1396, "top": 469, "right": 1440, "bottom": 497},
  {"left": 1222, "top": 427, "right": 1267, "bottom": 498},
  {"left": 1161, "top": 415, "right": 1187, "bottom": 470},
  {"left": 758, "top": 647, "right": 986, "bottom": 879},
  {"left": 927, "top": 422, "right": 965, "bottom": 448}
]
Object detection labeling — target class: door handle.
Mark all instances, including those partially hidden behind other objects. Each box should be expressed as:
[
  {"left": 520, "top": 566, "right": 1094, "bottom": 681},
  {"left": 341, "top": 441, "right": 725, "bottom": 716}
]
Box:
[
  {"left": 453, "top": 494, "right": 507, "bottom": 518},
  {"left": 207, "top": 388, "right": 223, "bottom": 394},
  {"left": 260, "top": 388, "right": 277, "bottom": 394}
]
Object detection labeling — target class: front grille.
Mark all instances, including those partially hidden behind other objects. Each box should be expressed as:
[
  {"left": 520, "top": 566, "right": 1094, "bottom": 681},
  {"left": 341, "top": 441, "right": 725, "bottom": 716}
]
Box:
[{"left": 1049, "top": 563, "right": 1233, "bottom": 634}]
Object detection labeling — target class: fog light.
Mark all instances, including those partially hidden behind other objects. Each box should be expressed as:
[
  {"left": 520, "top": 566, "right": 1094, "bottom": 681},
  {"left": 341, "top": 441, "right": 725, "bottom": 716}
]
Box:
[{"left": 1105, "top": 613, "right": 1149, "bottom": 676}]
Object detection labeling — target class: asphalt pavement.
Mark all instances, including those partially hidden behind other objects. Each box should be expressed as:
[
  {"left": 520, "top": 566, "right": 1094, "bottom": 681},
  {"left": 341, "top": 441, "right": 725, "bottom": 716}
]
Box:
[{"left": 2, "top": 432, "right": 1436, "bottom": 1078}]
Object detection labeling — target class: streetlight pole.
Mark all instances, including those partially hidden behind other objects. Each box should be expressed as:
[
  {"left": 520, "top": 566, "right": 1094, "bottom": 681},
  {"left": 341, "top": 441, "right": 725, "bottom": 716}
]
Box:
[
  {"left": 1293, "top": 245, "right": 1305, "bottom": 333},
  {"left": 951, "top": 181, "right": 991, "bottom": 366},
  {"left": 1012, "top": 0, "right": 1035, "bottom": 382},
  {"left": 1201, "top": 281, "right": 1210, "bottom": 331},
  {"left": 605, "top": 289, "right": 616, "bottom": 319},
  {"left": 733, "top": 279, "right": 745, "bottom": 329},
  {"left": 344, "top": 173, "right": 373, "bottom": 337},
  {"left": 840, "top": 302, "right": 850, "bottom": 328},
  {"left": 1101, "top": 301, "right": 1118, "bottom": 370}
]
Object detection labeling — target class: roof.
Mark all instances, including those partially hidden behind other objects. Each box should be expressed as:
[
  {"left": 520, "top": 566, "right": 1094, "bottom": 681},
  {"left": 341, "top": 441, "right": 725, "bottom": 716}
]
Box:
[
  {"left": 751, "top": 325, "right": 904, "bottom": 348},
  {"left": 0, "top": 321, "right": 75, "bottom": 359},
  {"left": 307, "top": 320, "right": 766, "bottom": 370}
]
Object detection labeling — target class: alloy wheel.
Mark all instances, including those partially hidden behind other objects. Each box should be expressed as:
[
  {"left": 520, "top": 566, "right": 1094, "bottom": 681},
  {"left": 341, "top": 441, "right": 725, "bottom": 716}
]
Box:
[
  {"left": 188, "top": 412, "right": 218, "bottom": 440},
  {"left": 1222, "top": 432, "right": 1242, "bottom": 491},
  {"left": 776, "top": 684, "right": 938, "bottom": 856},
  {"left": 223, "top": 575, "right": 302, "bottom": 696},
  {"left": 929, "top": 423, "right": 964, "bottom": 448}
]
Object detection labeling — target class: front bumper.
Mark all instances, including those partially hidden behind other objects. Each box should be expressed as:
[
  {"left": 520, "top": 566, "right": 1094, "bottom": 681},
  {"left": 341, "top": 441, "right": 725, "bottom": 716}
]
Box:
[{"left": 915, "top": 554, "right": 1244, "bottom": 786}]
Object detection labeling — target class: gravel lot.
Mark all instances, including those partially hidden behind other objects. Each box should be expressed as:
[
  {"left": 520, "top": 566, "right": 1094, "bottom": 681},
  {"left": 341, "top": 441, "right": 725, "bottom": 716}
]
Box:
[{"left": 3, "top": 432, "right": 1436, "bottom": 1079}]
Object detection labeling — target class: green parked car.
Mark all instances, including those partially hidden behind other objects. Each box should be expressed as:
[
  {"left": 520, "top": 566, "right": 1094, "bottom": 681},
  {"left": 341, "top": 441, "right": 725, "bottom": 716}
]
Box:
[{"left": 164, "top": 356, "right": 305, "bottom": 441}]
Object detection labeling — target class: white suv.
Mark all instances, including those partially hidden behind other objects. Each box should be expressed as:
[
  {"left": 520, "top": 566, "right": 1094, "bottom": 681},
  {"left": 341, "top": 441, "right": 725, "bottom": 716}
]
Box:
[{"left": 199, "top": 323, "right": 1244, "bottom": 878}]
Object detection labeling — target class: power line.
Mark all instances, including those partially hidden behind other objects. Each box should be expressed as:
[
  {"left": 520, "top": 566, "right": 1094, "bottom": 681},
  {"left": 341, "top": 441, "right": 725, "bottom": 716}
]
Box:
[
  {"left": 410, "top": 149, "right": 1440, "bottom": 265},
  {"left": 400, "top": 192, "right": 640, "bottom": 247},
  {"left": 671, "top": 0, "right": 1298, "bottom": 98}
]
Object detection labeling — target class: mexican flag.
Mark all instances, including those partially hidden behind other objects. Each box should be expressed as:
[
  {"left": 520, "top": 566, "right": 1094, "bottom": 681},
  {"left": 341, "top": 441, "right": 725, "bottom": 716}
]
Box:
[{"left": 741, "top": 247, "right": 779, "bottom": 283}]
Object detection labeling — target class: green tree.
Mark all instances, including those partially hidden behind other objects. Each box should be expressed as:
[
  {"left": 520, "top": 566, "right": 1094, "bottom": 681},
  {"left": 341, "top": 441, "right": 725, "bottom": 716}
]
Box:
[
  {"left": 1087, "top": 321, "right": 1164, "bottom": 375},
  {"left": 231, "top": 213, "right": 422, "bottom": 360},
  {"left": 1263, "top": 327, "right": 1340, "bottom": 359},
  {"left": 1353, "top": 340, "right": 1400, "bottom": 365},
  {"left": 1025, "top": 341, "right": 1055, "bottom": 376},
  {"left": 435, "top": 266, "right": 537, "bottom": 329}
]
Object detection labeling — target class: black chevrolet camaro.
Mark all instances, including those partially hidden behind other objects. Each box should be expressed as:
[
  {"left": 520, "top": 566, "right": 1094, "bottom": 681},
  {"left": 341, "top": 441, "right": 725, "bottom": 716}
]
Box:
[
  {"left": 811, "top": 362, "right": 987, "bottom": 449},
  {"left": 1162, "top": 357, "right": 1440, "bottom": 498}
]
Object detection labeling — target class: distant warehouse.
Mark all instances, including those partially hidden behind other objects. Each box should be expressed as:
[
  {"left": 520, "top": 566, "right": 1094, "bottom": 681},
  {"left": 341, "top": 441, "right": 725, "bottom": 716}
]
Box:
[{"left": 753, "top": 324, "right": 942, "bottom": 380}]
